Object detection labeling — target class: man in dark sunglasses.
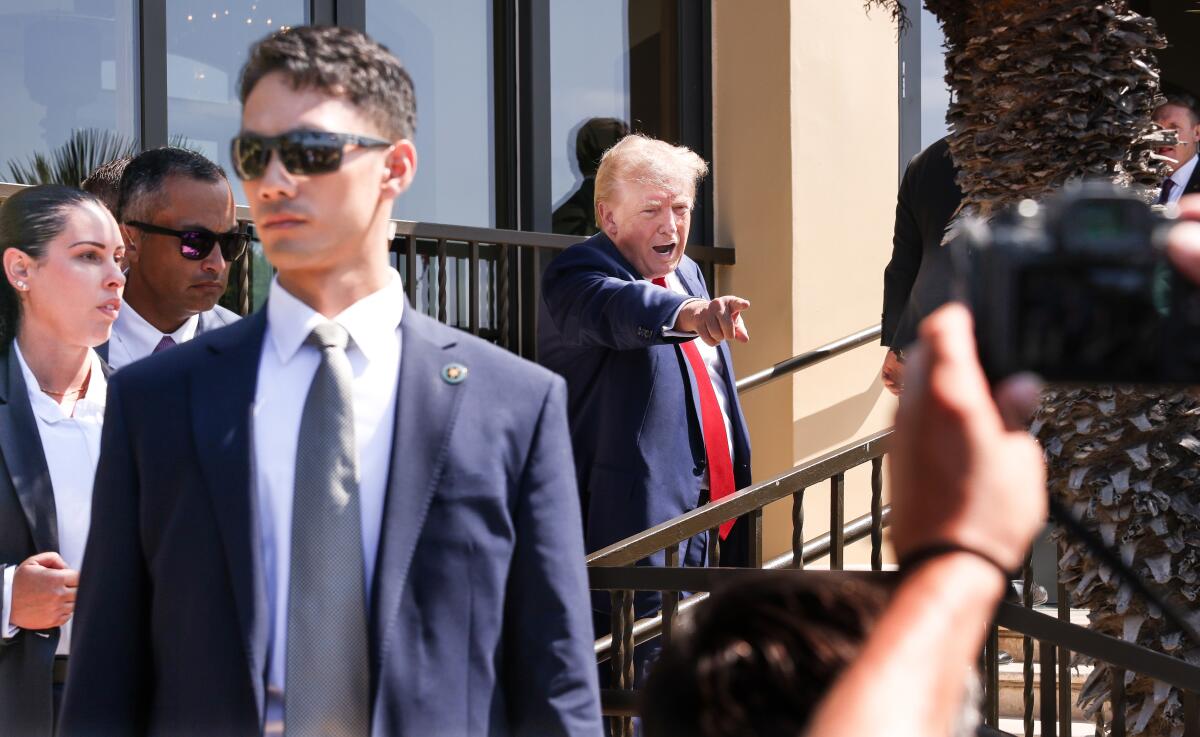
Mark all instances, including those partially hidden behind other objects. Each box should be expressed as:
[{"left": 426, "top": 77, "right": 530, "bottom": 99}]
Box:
[
  {"left": 102, "top": 147, "right": 241, "bottom": 369},
  {"left": 61, "top": 24, "right": 601, "bottom": 737}
]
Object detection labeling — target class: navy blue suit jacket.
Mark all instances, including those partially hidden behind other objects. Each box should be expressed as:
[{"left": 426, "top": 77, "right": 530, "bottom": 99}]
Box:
[
  {"left": 0, "top": 346, "right": 62, "bottom": 737},
  {"left": 59, "top": 306, "right": 602, "bottom": 736},
  {"left": 538, "top": 234, "right": 752, "bottom": 598}
]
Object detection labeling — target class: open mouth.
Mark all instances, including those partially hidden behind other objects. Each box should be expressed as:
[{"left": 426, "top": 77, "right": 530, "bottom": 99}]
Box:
[
  {"left": 653, "top": 243, "right": 676, "bottom": 255},
  {"left": 97, "top": 300, "right": 120, "bottom": 320}
]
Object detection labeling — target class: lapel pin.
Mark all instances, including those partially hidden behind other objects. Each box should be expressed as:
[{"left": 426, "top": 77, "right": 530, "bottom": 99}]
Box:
[{"left": 441, "top": 363, "right": 468, "bottom": 385}]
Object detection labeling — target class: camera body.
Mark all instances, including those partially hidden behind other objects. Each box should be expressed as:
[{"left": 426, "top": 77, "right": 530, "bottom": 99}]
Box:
[{"left": 959, "top": 181, "right": 1200, "bottom": 383}]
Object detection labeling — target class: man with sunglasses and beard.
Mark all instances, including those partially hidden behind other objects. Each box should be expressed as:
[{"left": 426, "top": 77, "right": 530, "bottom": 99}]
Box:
[
  {"left": 59, "top": 25, "right": 601, "bottom": 737},
  {"left": 104, "top": 147, "right": 248, "bottom": 369}
]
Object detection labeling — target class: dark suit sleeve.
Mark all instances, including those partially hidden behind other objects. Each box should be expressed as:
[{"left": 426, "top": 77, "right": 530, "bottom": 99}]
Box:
[
  {"left": 503, "top": 376, "right": 603, "bottom": 736},
  {"left": 881, "top": 157, "right": 924, "bottom": 348},
  {"left": 58, "top": 378, "right": 151, "bottom": 736},
  {"left": 541, "top": 252, "right": 694, "bottom": 351}
]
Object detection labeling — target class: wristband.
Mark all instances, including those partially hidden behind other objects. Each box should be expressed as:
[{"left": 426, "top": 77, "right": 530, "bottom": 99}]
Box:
[{"left": 898, "top": 542, "right": 1013, "bottom": 579}]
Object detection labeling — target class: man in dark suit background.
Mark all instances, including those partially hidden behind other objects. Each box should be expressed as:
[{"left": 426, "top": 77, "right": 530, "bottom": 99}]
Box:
[
  {"left": 552, "top": 117, "right": 630, "bottom": 237},
  {"left": 60, "top": 25, "right": 600, "bottom": 737},
  {"left": 102, "top": 147, "right": 244, "bottom": 369},
  {"left": 539, "top": 135, "right": 753, "bottom": 646},
  {"left": 1153, "top": 93, "right": 1200, "bottom": 207},
  {"left": 880, "top": 136, "right": 963, "bottom": 394}
]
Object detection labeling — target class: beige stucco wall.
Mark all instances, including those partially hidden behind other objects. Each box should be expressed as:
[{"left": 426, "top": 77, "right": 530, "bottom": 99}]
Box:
[{"left": 712, "top": 0, "right": 900, "bottom": 567}]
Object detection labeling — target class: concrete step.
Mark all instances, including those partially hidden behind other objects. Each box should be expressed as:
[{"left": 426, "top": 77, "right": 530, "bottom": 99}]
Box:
[
  {"left": 996, "top": 716, "right": 1096, "bottom": 736},
  {"left": 998, "top": 661, "right": 1091, "bottom": 721}
]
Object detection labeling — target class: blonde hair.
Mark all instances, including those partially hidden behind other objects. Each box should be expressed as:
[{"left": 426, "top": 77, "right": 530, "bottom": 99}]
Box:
[{"left": 594, "top": 134, "right": 709, "bottom": 225}]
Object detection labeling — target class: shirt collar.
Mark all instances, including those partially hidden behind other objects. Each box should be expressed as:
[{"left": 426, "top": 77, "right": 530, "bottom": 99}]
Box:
[
  {"left": 1171, "top": 155, "right": 1198, "bottom": 189},
  {"left": 266, "top": 270, "right": 405, "bottom": 365},
  {"left": 115, "top": 301, "right": 200, "bottom": 352},
  {"left": 13, "top": 342, "right": 108, "bottom": 424},
  {"left": 648, "top": 269, "right": 689, "bottom": 295}
]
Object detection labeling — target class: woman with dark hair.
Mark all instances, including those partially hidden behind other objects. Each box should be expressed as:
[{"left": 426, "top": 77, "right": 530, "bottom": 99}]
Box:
[{"left": 0, "top": 184, "right": 124, "bottom": 735}]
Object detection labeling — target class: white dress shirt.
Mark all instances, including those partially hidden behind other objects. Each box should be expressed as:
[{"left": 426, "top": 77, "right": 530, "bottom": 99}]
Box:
[
  {"left": 1165, "top": 155, "right": 1198, "bottom": 205},
  {"left": 106, "top": 301, "right": 199, "bottom": 370},
  {"left": 253, "top": 272, "right": 404, "bottom": 732},
  {"left": 1, "top": 344, "right": 106, "bottom": 655},
  {"left": 655, "top": 271, "right": 736, "bottom": 478}
]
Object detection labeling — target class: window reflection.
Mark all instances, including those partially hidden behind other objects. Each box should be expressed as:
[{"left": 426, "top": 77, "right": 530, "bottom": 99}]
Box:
[
  {"left": 0, "top": 2, "right": 138, "bottom": 181},
  {"left": 368, "top": 0, "right": 495, "bottom": 227},
  {"left": 550, "top": 0, "right": 680, "bottom": 236},
  {"left": 552, "top": 118, "right": 629, "bottom": 237},
  {"left": 919, "top": 7, "right": 951, "bottom": 150},
  {"left": 166, "top": 1, "right": 307, "bottom": 203}
]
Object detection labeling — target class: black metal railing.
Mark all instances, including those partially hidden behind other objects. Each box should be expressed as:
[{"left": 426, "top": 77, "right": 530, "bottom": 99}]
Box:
[
  {"left": 990, "top": 589, "right": 1200, "bottom": 737},
  {"left": 228, "top": 209, "right": 734, "bottom": 362},
  {"left": 382, "top": 220, "right": 731, "bottom": 361},
  {"left": 588, "top": 429, "right": 892, "bottom": 737},
  {"left": 587, "top": 322, "right": 1200, "bottom": 737},
  {"left": 590, "top": 566, "right": 1200, "bottom": 736}
]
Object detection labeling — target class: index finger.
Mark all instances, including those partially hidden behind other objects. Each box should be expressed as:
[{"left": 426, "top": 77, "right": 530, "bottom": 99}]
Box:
[
  {"left": 724, "top": 297, "right": 751, "bottom": 312},
  {"left": 60, "top": 568, "right": 81, "bottom": 588}
]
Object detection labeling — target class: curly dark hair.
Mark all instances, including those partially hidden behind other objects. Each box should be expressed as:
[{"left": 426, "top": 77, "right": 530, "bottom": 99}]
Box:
[
  {"left": 640, "top": 574, "right": 888, "bottom": 737},
  {"left": 239, "top": 25, "right": 416, "bottom": 142}
]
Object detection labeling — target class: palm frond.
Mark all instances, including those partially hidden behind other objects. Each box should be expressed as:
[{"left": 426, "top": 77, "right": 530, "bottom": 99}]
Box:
[
  {"left": 5, "top": 128, "right": 138, "bottom": 187},
  {"left": 864, "top": 0, "right": 909, "bottom": 32}
]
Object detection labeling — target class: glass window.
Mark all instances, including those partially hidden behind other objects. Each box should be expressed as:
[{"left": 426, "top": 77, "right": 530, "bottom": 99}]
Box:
[
  {"left": 0, "top": 2, "right": 138, "bottom": 183},
  {"left": 919, "top": 7, "right": 951, "bottom": 150},
  {"left": 368, "top": 0, "right": 495, "bottom": 227},
  {"left": 549, "top": 0, "right": 682, "bottom": 237},
  {"left": 166, "top": 1, "right": 308, "bottom": 203}
]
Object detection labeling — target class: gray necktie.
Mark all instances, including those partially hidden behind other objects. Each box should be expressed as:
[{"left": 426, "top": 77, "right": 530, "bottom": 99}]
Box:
[{"left": 285, "top": 322, "right": 370, "bottom": 737}]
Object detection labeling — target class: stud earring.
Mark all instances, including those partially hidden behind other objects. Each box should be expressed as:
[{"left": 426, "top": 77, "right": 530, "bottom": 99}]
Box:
[{"left": 14, "top": 280, "right": 26, "bottom": 290}]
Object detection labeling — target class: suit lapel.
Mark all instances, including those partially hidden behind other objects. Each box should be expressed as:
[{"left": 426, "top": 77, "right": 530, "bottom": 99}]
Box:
[
  {"left": 1186, "top": 162, "right": 1200, "bottom": 196},
  {"left": 0, "top": 347, "right": 57, "bottom": 552},
  {"left": 369, "top": 309, "right": 467, "bottom": 690},
  {"left": 189, "top": 311, "right": 269, "bottom": 715}
]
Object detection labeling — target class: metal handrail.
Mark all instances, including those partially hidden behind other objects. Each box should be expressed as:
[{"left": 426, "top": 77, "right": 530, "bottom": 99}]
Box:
[
  {"left": 735, "top": 324, "right": 883, "bottom": 394},
  {"left": 586, "top": 429, "right": 892, "bottom": 568},
  {"left": 996, "top": 603, "right": 1200, "bottom": 692},
  {"left": 593, "top": 568, "right": 1200, "bottom": 727},
  {"left": 591, "top": 507, "right": 891, "bottom": 662}
]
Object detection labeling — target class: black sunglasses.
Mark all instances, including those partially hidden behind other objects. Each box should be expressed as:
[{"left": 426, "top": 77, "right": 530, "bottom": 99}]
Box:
[
  {"left": 230, "top": 130, "right": 393, "bottom": 180},
  {"left": 125, "top": 221, "right": 251, "bottom": 262}
]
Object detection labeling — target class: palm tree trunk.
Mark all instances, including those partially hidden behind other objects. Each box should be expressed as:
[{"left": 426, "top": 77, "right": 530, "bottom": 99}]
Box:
[{"left": 894, "top": 2, "right": 1193, "bottom": 734}]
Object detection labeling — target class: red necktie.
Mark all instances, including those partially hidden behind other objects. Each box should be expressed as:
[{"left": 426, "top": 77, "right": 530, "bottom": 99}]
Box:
[{"left": 652, "top": 277, "right": 736, "bottom": 539}]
